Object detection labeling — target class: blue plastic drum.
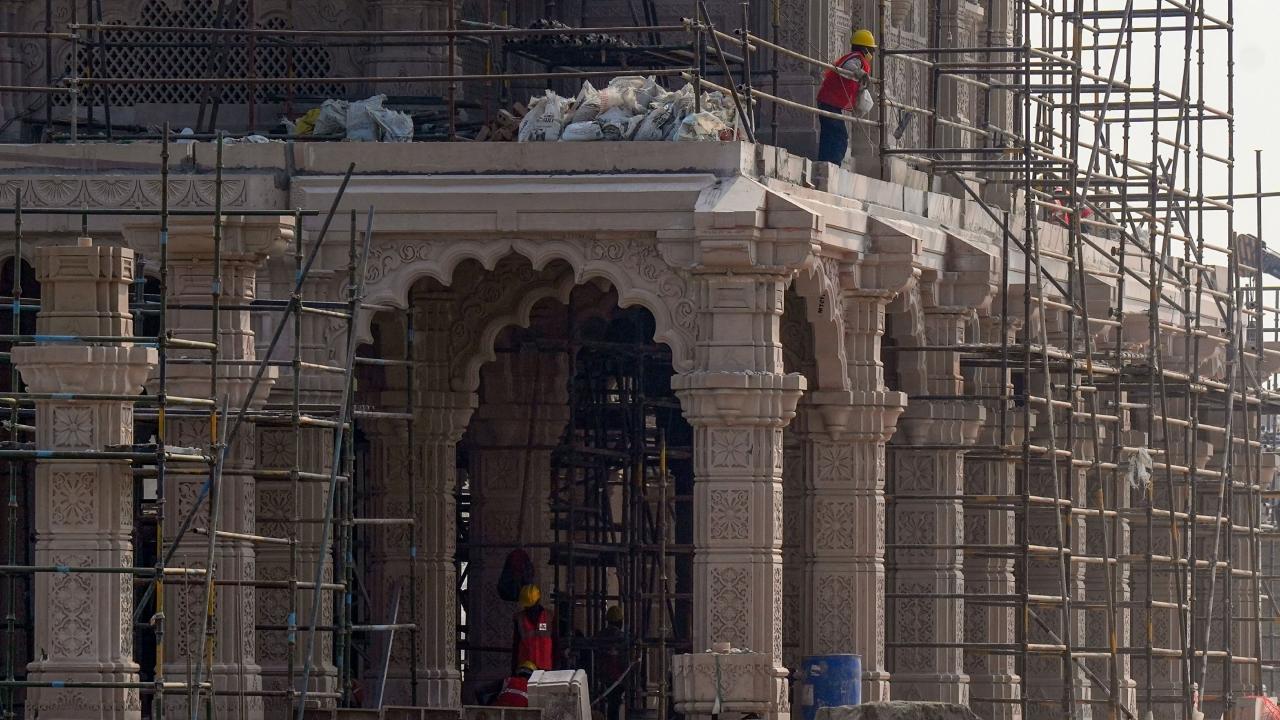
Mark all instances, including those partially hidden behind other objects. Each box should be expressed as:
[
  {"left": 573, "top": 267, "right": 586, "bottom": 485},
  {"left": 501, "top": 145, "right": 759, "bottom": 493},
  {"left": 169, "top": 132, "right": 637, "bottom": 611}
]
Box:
[{"left": 796, "top": 654, "right": 862, "bottom": 720}]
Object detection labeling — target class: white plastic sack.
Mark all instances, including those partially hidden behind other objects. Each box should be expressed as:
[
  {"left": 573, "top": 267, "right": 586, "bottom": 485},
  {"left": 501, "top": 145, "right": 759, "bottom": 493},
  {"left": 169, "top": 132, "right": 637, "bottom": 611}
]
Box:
[
  {"left": 560, "top": 120, "right": 604, "bottom": 141},
  {"left": 634, "top": 104, "right": 676, "bottom": 141},
  {"left": 314, "top": 99, "right": 348, "bottom": 136},
  {"left": 675, "top": 110, "right": 730, "bottom": 142},
  {"left": 634, "top": 84, "right": 695, "bottom": 141},
  {"left": 370, "top": 106, "right": 414, "bottom": 142},
  {"left": 599, "top": 113, "right": 642, "bottom": 141},
  {"left": 570, "top": 81, "right": 604, "bottom": 123},
  {"left": 519, "top": 90, "right": 570, "bottom": 142},
  {"left": 345, "top": 94, "right": 387, "bottom": 141},
  {"left": 855, "top": 87, "right": 875, "bottom": 116},
  {"left": 598, "top": 85, "right": 640, "bottom": 116},
  {"left": 612, "top": 75, "right": 663, "bottom": 109}
]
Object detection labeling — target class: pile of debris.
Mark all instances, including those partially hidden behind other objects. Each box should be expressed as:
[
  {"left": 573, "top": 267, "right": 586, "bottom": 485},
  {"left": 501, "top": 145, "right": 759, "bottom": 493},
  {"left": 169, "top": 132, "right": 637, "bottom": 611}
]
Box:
[
  {"left": 282, "top": 94, "right": 414, "bottom": 142},
  {"left": 515, "top": 76, "right": 743, "bottom": 143}
]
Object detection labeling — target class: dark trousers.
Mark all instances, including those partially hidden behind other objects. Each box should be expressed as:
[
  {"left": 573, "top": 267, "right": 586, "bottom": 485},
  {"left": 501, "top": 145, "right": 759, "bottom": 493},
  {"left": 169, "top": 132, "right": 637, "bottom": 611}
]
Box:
[
  {"left": 817, "top": 102, "right": 849, "bottom": 166},
  {"left": 605, "top": 687, "right": 622, "bottom": 720}
]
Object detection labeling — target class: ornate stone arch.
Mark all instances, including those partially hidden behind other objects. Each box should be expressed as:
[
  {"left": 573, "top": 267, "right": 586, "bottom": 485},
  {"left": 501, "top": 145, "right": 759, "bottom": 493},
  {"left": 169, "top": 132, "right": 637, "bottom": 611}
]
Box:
[
  {"left": 451, "top": 264, "right": 577, "bottom": 394},
  {"left": 358, "top": 234, "right": 698, "bottom": 377},
  {"left": 791, "top": 256, "right": 851, "bottom": 393}
]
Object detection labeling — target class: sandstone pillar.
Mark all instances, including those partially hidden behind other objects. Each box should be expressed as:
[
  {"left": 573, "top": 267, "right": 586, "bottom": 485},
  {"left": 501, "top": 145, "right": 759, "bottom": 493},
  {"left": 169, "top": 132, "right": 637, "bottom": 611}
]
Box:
[
  {"left": 781, "top": 412, "right": 806, "bottom": 674},
  {"left": 148, "top": 215, "right": 289, "bottom": 720},
  {"left": 254, "top": 258, "right": 342, "bottom": 715},
  {"left": 414, "top": 390, "right": 474, "bottom": 706},
  {"left": 16, "top": 238, "right": 156, "bottom": 719},
  {"left": 799, "top": 290, "right": 903, "bottom": 702},
  {"left": 363, "top": 409, "right": 414, "bottom": 705},
  {"left": 673, "top": 272, "right": 805, "bottom": 719},
  {"left": 961, "top": 316, "right": 1022, "bottom": 719},
  {"left": 410, "top": 284, "right": 477, "bottom": 707},
  {"left": 466, "top": 347, "right": 570, "bottom": 690},
  {"left": 889, "top": 307, "right": 981, "bottom": 704},
  {"left": 1021, "top": 384, "right": 1090, "bottom": 718}
]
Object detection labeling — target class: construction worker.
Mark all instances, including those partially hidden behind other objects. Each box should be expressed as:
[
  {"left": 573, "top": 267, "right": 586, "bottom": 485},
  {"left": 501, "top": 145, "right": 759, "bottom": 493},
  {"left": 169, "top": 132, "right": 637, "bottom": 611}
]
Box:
[
  {"left": 494, "top": 661, "right": 537, "bottom": 708},
  {"left": 815, "top": 29, "right": 876, "bottom": 167},
  {"left": 595, "top": 605, "right": 627, "bottom": 720},
  {"left": 1049, "top": 189, "right": 1093, "bottom": 227},
  {"left": 512, "top": 583, "right": 555, "bottom": 671}
]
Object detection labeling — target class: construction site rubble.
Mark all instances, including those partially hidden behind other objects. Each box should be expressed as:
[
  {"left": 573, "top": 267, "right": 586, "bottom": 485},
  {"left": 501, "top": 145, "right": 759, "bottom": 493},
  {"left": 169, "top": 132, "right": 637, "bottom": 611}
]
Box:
[
  {"left": 517, "top": 76, "right": 741, "bottom": 142},
  {"left": 283, "top": 94, "right": 414, "bottom": 141}
]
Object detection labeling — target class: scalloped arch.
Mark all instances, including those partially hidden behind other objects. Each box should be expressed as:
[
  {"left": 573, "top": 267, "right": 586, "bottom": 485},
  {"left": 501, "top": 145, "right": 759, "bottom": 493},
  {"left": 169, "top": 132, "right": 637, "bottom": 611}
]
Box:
[
  {"left": 357, "top": 236, "right": 698, "bottom": 387},
  {"left": 455, "top": 272, "right": 577, "bottom": 393}
]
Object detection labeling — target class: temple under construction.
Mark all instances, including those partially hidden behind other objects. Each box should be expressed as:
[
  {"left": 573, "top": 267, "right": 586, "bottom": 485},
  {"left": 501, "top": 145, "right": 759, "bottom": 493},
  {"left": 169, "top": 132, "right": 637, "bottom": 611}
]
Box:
[{"left": 0, "top": 1, "right": 1277, "bottom": 719}]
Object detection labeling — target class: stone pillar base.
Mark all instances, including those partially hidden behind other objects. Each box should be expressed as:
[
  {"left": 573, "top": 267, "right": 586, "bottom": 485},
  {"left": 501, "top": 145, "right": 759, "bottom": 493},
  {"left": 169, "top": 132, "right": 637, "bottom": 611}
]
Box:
[{"left": 672, "top": 651, "right": 789, "bottom": 720}]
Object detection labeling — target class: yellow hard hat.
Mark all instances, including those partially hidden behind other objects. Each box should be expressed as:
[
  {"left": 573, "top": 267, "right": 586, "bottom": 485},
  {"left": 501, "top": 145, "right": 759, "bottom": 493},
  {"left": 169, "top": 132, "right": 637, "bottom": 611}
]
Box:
[
  {"left": 851, "top": 29, "right": 877, "bottom": 49},
  {"left": 519, "top": 661, "right": 538, "bottom": 672},
  {"left": 606, "top": 605, "right": 623, "bottom": 623},
  {"left": 518, "top": 584, "right": 541, "bottom": 608}
]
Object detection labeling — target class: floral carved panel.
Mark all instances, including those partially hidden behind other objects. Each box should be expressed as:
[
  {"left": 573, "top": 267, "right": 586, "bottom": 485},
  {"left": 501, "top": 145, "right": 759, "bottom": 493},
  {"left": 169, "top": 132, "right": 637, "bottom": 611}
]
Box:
[
  {"left": 708, "top": 566, "right": 751, "bottom": 649},
  {"left": 813, "top": 573, "right": 856, "bottom": 654},
  {"left": 49, "top": 471, "right": 95, "bottom": 528},
  {"left": 49, "top": 554, "right": 95, "bottom": 658},
  {"left": 813, "top": 501, "right": 856, "bottom": 550},
  {"left": 708, "top": 489, "right": 750, "bottom": 541},
  {"left": 709, "top": 429, "right": 752, "bottom": 469},
  {"left": 815, "top": 442, "right": 853, "bottom": 482},
  {"left": 50, "top": 405, "right": 94, "bottom": 449}
]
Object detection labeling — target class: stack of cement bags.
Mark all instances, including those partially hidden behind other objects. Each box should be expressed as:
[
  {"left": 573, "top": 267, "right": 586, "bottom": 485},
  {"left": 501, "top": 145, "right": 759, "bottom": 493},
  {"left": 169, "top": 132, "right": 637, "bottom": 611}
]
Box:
[{"left": 517, "top": 76, "right": 743, "bottom": 143}]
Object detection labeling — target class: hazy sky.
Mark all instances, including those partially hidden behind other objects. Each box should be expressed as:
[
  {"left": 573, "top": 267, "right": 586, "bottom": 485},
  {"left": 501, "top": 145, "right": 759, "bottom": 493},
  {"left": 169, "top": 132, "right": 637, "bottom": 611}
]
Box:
[
  {"left": 1233, "top": 0, "right": 1271, "bottom": 240},
  {"left": 1026, "top": 2, "right": 1271, "bottom": 250}
]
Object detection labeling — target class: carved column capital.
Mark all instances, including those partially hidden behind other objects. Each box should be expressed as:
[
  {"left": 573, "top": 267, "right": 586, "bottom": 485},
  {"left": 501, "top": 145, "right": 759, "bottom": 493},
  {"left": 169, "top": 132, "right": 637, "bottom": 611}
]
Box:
[{"left": 673, "top": 371, "right": 806, "bottom": 427}]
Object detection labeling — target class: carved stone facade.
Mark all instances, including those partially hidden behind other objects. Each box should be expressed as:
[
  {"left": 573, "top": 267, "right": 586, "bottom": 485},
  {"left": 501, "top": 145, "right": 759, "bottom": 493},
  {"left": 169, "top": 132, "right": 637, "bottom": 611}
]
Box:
[{"left": 4, "top": 137, "right": 1267, "bottom": 720}]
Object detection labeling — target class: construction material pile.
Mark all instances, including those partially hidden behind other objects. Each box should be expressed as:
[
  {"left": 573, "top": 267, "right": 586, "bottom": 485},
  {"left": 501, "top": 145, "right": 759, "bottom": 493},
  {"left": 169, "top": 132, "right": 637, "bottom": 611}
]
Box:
[
  {"left": 516, "top": 76, "right": 743, "bottom": 143},
  {"left": 282, "top": 94, "right": 414, "bottom": 141}
]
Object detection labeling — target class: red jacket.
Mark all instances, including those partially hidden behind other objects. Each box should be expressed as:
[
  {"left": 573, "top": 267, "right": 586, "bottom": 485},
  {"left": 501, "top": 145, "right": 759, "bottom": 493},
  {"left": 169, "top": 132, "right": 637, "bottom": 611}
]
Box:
[
  {"left": 495, "top": 676, "right": 530, "bottom": 708},
  {"left": 513, "top": 606, "right": 553, "bottom": 671},
  {"left": 817, "top": 51, "right": 871, "bottom": 110}
]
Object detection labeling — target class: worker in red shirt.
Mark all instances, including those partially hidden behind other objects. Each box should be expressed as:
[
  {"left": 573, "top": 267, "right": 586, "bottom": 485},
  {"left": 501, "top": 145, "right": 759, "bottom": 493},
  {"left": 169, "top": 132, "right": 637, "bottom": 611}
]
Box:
[
  {"left": 816, "top": 29, "right": 876, "bottom": 166},
  {"left": 512, "top": 584, "right": 554, "bottom": 671},
  {"left": 1049, "top": 189, "right": 1094, "bottom": 227},
  {"left": 494, "top": 662, "right": 537, "bottom": 707}
]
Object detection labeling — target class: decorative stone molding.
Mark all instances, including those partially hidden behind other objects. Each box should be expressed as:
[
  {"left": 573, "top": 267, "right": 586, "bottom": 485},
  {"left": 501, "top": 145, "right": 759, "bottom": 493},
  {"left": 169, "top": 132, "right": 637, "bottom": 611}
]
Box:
[{"left": 0, "top": 176, "right": 252, "bottom": 210}]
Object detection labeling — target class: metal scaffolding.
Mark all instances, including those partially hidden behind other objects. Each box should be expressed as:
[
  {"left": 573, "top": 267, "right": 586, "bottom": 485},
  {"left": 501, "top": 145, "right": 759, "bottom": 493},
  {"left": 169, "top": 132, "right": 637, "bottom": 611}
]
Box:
[
  {"left": 0, "top": 130, "right": 432, "bottom": 718},
  {"left": 871, "top": 1, "right": 1278, "bottom": 718},
  {"left": 2, "top": 2, "right": 1279, "bottom": 720}
]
